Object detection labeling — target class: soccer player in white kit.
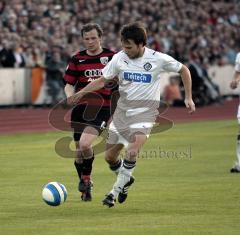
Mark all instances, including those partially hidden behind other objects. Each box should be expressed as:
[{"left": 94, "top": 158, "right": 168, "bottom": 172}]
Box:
[
  {"left": 69, "top": 22, "right": 196, "bottom": 207},
  {"left": 230, "top": 52, "right": 240, "bottom": 173}
]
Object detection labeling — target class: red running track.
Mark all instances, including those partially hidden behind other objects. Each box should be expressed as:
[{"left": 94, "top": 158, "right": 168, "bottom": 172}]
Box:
[{"left": 0, "top": 98, "right": 238, "bottom": 134}]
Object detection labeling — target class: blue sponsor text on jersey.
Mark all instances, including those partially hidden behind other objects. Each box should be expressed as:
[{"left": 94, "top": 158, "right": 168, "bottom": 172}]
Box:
[{"left": 123, "top": 72, "right": 152, "bottom": 83}]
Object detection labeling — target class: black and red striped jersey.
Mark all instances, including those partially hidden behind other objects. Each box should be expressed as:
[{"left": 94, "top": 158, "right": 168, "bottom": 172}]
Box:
[{"left": 64, "top": 48, "right": 116, "bottom": 107}]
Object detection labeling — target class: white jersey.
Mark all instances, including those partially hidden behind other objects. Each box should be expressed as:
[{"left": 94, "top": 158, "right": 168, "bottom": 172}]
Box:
[
  {"left": 102, "top": 47, "right": 182, "bottom": 112},
  {"left": 235, "top": 52, "right": 240, "bottom": 72}
]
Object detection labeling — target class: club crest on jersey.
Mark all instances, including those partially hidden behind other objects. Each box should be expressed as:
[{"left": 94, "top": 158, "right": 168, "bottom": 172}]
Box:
[
  {"left": 100, "top": 57, "right": 109, "bottom": 65},
  {"left": 143, "top": 62, "right": 152, "bottom": 71}
]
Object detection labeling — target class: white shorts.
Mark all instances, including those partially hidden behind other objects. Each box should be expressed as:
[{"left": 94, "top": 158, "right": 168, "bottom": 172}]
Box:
[
  {"left": 107, "top": 121, "right": 153, "bottom": 147},
  {"left": 106, "top": 107, "right": 156, "bottom": 147},
  {"left": 237, "top": 105, "right": 240, "bottom": 124}
]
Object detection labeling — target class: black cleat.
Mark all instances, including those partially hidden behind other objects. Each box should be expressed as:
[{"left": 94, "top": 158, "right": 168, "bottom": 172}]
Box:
[
  {"left": 81, "top": 191, "right": 92, "bottom": 201},
  {"left": 230, "top": 165, "right": 240, "bottom": 173},
  {"left": 118, "top": 176, "right": 135, "bottom": 204},
  {"left": 78, "top": 180, "right": 85, "bottom": 192},
  {"left": 102, "top": 193, "right": 115, "bottom": 207},
  {"left": 78, "top": 180, "right": 93, "bottom": 201}
]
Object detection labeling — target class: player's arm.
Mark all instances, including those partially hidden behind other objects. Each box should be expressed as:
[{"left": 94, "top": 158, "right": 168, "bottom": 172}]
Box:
[
  {"left": 179, "top": 64, "right": 196, "bottom": 113},
  {"left": 64, "top": 83, "right": 76, "bottom": 105},
  {"left": 64, "top": 83, "right": 75, "bottom": 98},
  {"left": 230, "top": 71, "right": 240, "bottom": 89},
  {"left": 63, "top": 55, "right": 79, "bottom": 103},
  {"left": 68, "top": 76, "right": 106, "bottom": 105},
  {"left": 231, "top": 53, "right": 240, "bottom": 89}
]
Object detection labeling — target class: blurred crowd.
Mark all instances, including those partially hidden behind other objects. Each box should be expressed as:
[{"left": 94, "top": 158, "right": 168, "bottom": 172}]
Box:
[
  {"left": 0, "top": 0, "right": 239, "bottom": 105},
  {"left": 0, "top": 0, "right": 239, "bottom": 69}
]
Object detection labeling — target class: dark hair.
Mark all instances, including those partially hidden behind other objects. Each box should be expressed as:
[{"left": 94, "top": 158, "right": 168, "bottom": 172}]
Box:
[
  {"left": 120, "top": 22, "right": 147, "bottom": 46},
  {"left": 81, "top": 23, "right": 103, "bottom": 37}
]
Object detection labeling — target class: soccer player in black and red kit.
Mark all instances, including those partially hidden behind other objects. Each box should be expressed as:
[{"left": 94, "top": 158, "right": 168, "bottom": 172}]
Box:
[{"left": 64, "top": 23, "right": 116, "bottom": 201}]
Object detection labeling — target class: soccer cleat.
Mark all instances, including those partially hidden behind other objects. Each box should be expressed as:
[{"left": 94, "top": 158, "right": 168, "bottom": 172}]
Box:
[
  {"left": 118, "top": 176, "right": 135, "bottom": 203},
  {"left": 102, "top": 193, "right": 115, "bottom": 208},
  {"left": 78, "top": 179, "right": 85, "bottom": 192},
  {"left": 81, "top": 191, "right": 92, "bottom": 201},
  {"left": 230, "top": 164, "right": 240, "bottom": 173},
  {"left": 78, "top": 179, "right": 93, "bottom": 201}
]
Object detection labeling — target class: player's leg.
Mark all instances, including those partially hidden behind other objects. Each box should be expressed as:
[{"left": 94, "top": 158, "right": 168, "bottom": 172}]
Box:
[
  {"left": 230, "top": 105, "right": 240, "bottom": 173},
  {"left": 79, "top": 126, "right": 99, "bottom": 201},
  {"left": 116, "top": 133, "right": 147, "bottom": 203},
  {"left": 73, "top": 133, "right": 84, "bottom": 185},
  {"left": 237, "top": 124, "right": 240, "bottom": 167},
  {"left": 103, "top": 121, "right": 127, "bottom": 175},
  {"left": 103, "top": 133, "right": 147, "bottom": 207},
  {"left": 116, "top": 133, "right": 146, "bottom": 203},
  {"left": 102, "top": 143, "right": 124, "bottom": 207},
  {"left": 71, "top": 105, "right": 91, "bottom": 198},
  {"left": 71, "top": 106, "right": 83, "bottom": 185},
  {"left": 231, "top": 118, "right": 240, "bottom": 172},
  {"left": 105, "top": 143, "right": 124, "bottom": 174}
]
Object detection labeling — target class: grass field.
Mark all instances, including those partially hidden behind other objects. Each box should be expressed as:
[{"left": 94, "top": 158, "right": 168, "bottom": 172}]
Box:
[{"left": 1, "top": 119, "right": 240, "bottom": 235}]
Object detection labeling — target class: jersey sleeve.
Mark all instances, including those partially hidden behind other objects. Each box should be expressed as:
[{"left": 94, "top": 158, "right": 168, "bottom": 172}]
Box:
[
  {"left": 235, "top": 53, "right": 240, "bottom": 72},
  {"left": 63, "top": 57, "right": 79, "bottom": 85},
  {"left": 102, "top": 53, "right": 120, "bottom": 80},
  {"left": 160, "top": 53, "right": 183, "bottom": 73}
]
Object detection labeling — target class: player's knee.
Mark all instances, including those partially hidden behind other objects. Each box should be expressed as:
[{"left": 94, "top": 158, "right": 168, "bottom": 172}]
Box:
[
  {"left": 75, "top": 149, "right": 83, "bottom": 163},
  {"left": 105, "top": 153, "right": 116, "bottom": 164},
  {"left": 79, "top": 140, "right": 92, "bottom": 152}
]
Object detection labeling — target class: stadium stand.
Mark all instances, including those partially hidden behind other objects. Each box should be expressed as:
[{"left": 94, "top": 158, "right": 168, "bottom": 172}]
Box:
[
  {"left": 0, "top": 0, "right": 239, "bottom": 105},
  {"left": 0, "top": 0, "right": 239, "bottom": 68}
]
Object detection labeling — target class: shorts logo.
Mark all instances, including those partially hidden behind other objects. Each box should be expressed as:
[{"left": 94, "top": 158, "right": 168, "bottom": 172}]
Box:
[
  {"left": 123, "top": 72, "right": 152, "bottom": 83},
  {"left": 143, "top": 62, "right": 152, "bottom": 71},
  {"left": 100, "top": 57, "right": 109, "bottom": 65}
]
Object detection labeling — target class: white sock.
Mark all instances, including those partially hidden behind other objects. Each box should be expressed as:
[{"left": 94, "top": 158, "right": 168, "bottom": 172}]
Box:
[
  {"left": 110, "top": 159, "right": 136, "bottom": 199},
  {"left": 236, "top": 136, "right": 240, "bottom": 166}
]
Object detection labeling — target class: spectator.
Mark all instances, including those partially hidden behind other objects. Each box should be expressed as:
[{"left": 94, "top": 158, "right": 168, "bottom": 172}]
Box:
[
  {"left": 0, "top": 40, "right": 15, "bottom": 67},
  {"left": 12, "top": 43, "right": 25, "bottom": 68},
  {"left": 163, "top": 75, "right": 184, "bottom": 106},
  {"left": 0, "top": 0, "right": 238, "bottom": 68},
  {"left": 45, "top": 51, "right": 65, "bottom": 104},
  {"left": 188, "top": 53, "right": 222, "bottom": 106}
]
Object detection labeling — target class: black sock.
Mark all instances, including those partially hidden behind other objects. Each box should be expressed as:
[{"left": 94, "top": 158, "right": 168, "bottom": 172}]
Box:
[
  {"left": 74, "top": 161, "right": 83, "bottom": 179},
  {"left": 123, "top": 159, "right": 136, "bottom": 170},
  {"left": 109, "top": 159, "right": 122, "bottom": 172},
  {"left": 82, "top": 156, "right": 95, "bottom": 176}
]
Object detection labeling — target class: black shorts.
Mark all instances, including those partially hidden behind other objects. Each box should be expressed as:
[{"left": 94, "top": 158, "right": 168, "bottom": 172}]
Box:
[{"left": 71, "top": 104, "right": 111, "bottom": 141}]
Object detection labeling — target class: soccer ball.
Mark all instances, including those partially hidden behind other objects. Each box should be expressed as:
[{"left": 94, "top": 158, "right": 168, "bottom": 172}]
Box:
[{"left": 42, "top": 182, "right": 67, "bottom": 206}]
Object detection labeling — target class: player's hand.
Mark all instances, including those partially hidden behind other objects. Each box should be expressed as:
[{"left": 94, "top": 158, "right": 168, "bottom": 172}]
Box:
[
  {"left": 184, "top": 98, "right": 196, "bottom": 114},
  {"left": 230, "top": 80, "right": 239, "bottom": 89},
  {"left": 67, "top": 93, "right": 83, "bottom": 105}
]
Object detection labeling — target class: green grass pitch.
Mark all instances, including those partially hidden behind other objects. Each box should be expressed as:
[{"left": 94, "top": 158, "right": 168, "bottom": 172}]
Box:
[{"left": 1, "top": 119, "right": 240, "bottom": 235}]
